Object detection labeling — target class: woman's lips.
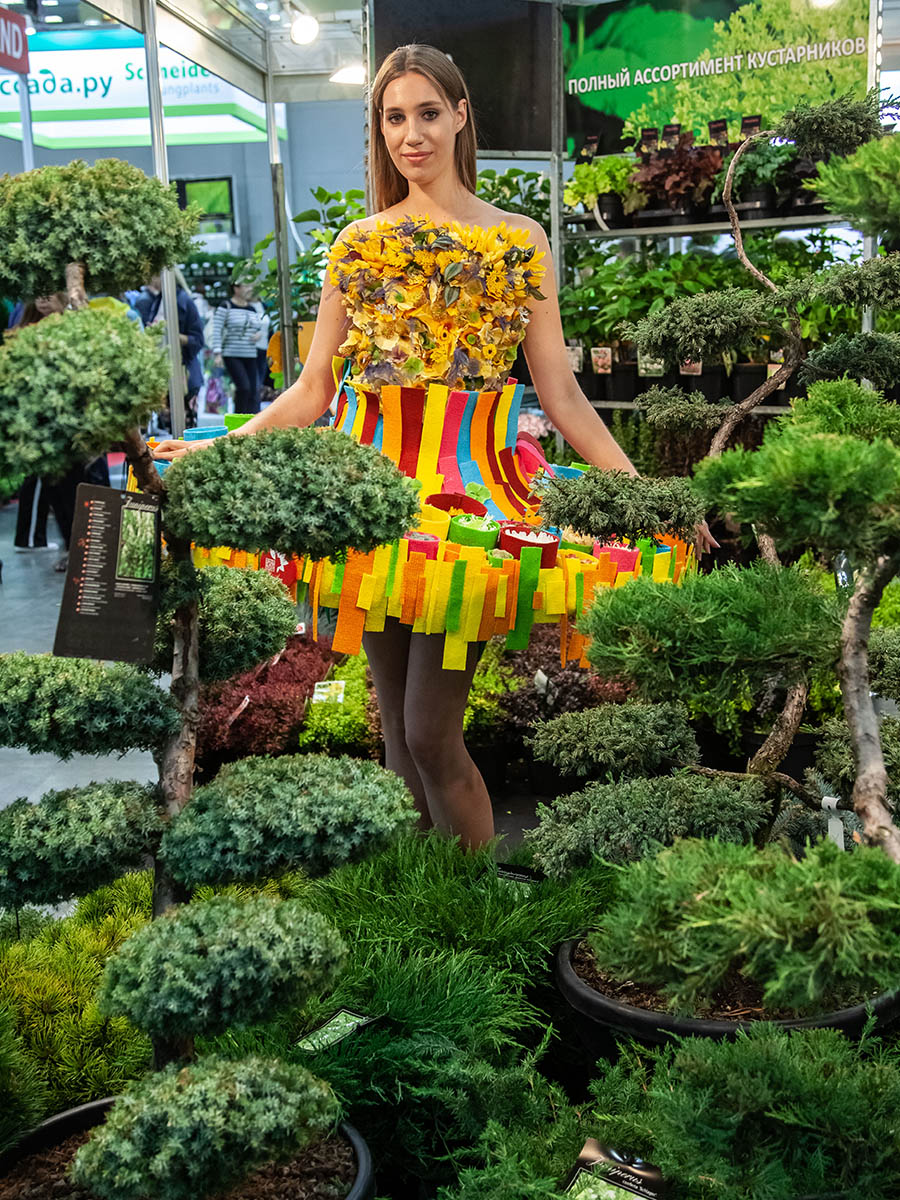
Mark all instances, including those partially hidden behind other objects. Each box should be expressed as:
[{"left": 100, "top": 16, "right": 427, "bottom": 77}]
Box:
[{"left": 403, "top": 152, "right": 431, "bottom": 163}]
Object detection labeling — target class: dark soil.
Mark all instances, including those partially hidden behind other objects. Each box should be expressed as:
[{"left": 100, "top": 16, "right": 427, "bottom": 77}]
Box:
[
  {"left": 0, "top": 1129, "right": 356, "bottom": 1200},
  {"left": 573, "top": 940, "right": 798, "bottom": 1022}
]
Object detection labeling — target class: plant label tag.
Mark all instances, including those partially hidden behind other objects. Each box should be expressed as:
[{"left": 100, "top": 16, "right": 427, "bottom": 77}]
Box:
[
  {"left": 312, "top": 680, "right": 346, "bottom": 704},
  {"left": 496, "top": 863, "right": 546, "bottom": 887},
  {"left": 822, "top": 797, "right": 846, "bottom": 850},
  {"left": 565, "top": 1141, "right": 666, "bottom": 1199},
  {"left": 54, "top": 484, "right": 161, "bottom": 663},
  {"left": 296, "top": 1009, "right": 375, "bottom": 1053},
  {"left": 566, "top": 345, "right": 584, "bottom": 374},
  {"left": 741, "top": 114, "right": 762, "bottom": 138},
  {"left": 708, "top": 118, "right": 729, "bottom": 146},
  {"left": 591, "top": 346, "right": 613, "bottom": 375},
  {"left": 661, "top": 123, "right": 681, "bottom": 148},
  {"left": 640, "top": 128, "right": 658, "bottom": 154},
  {"left": 637, "top": 354, "right": 666, "bottom": 378},
  {"left": 679, "top": 360, "right": 703, "bottom": 376}
]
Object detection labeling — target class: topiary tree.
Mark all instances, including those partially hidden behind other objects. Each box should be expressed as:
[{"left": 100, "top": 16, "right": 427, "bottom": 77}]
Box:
[
  {"left": 0, "top": 158, "right": 420, "bottom": 1192},
  {"left": 694, "top": 379, "right": 900, "bottom": 860}
]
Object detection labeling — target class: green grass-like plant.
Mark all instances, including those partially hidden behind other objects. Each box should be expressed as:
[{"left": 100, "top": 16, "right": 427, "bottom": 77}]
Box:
[
  {"left": 97, "top": 895, "right": 346, "bottom": 1040},
  {"left": 154, "top": 563, "right": 298, "bottom": 683},
  {"left": 590, "top": 838, "right": 900, "bottom": 1014},
  {"left": 160, "top": 754, "right": 416, "bottom": 886},
  {"left": 0, "top": 652, "right": 178, "bottom": 759},
  {"left": 163, "top": 426, "right": 420, "bottom": 559},
  {"left": 528, "top": 701, "right": 698, "bottom": 781},
  {"left": 0, "top": 308, "right": 169, "bottom": 479},
  {"left": 70, "top": 1056, "right": 339, "bottom": 1200},
  {"left": 0, "top": 782, "right": 160, "bottom": 910},
  {"left": 0, "top": 159, "right": 197, "bottom": 300},
  {"left": 581, "top": 563, "right": 842, "bottom": 737},
  {"left": 527, "top": 774, "right": 766, "bottom": 879}
]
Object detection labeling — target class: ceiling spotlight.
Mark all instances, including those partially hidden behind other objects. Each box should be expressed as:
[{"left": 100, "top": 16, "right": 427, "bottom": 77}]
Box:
[
  {"left": 44, "top": 13, "right": 63, "bottom": 20},
  {"left": 290, "top": 10, "right": 319, "bottom": 44},
  {"left": 330, "top": 63, "right": 366, "bottom": 85},
  {"left": 255, "top": 1, "right": 268, "bottom": 8},
  {"left": 268, "top": 10, "right": 280, "bottom": 18}
]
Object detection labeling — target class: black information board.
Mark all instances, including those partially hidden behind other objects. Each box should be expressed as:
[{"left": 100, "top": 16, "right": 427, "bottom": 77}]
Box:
[{"left": 54, "top": 484, "right": 161, "bottom": 663}]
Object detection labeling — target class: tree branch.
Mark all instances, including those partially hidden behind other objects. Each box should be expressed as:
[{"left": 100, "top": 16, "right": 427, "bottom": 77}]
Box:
[
  {"left": 756, "top": 531, "right": 781, "bottom": 566},
  {"left": 747, "top": 678, "right": 809, "bottom": 777},
  {"left": 65, "top": 262, "right": 88, "bottom": 310},
  {"left": 709, "top": 354, "right": 802, "bottom": 457},
  {"left": 688, "top": 763, "right": 818, "bottom": 810},
  {"left": 721, "top": 131, "right": 777, "bottom": 294},
  {"left": 122, "top": 427, "right": 164, "bottom": 497},
  {"left": 838, "top": 552, "right": 900, "bottom": 862}
]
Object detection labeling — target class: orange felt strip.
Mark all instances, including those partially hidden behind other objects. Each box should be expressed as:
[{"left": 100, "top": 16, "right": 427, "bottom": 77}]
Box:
[
  {"left": 331, "top": 551, "right": 375, "bottom": 656},
  {"left": 380, "top": 385, "right": 403, "bottom": 467},
  {"left": 401, "top": 553, "right": 427, "bottom": 626},
  {"left": 477, "top": 571, "right": 500, "bottom": 642}
]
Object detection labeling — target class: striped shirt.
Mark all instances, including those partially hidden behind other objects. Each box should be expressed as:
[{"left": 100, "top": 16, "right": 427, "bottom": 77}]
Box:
[{"left": 212, "top": 302, "right": 265, "bottom": 358}]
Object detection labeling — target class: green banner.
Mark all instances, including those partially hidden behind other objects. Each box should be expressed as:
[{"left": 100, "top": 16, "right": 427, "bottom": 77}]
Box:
[{"left": 564, "top": 0, "right": 874, "bottom": 155}]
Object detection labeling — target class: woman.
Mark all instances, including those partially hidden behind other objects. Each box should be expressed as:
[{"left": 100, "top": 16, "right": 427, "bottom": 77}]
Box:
[
  {"left": 211, "top": 280, "right": 265, "bottom": 414},
  {"left": 156, "top": 44, "right": 715, "bottom": 848}
]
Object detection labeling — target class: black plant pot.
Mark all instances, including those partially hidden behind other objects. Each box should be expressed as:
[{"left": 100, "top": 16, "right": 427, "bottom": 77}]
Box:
[
  {"left": 595, "top": 192, "right": 627, "bottom": 229},
  {"left": 0, "top": 1098, "right": 376, "bottom": 1200},
  {"left": 710, "top": 184, "right": 777, "bottom": 223},
  {"left": 681, "top": 363, "right": 725, "bottom": 399},
  {"left": 554, "top": 940, "right": 900, "bottom": 1055},
  {"left": 790, "top": 188, "right": 828, "bottom": 218},
  {"left": 731, "top": 362, "right": 767, "bottom": 404}
]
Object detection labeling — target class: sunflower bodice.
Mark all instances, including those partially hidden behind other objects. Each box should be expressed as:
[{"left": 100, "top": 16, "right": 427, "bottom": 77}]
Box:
[{"left": 327, "top": 217, "right": 546, "bottom": 393}]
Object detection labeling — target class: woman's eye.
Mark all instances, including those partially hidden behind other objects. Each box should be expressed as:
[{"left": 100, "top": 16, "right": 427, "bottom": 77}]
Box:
[{"left": 423, "top": 110, "right": 439, "bottom": 120}]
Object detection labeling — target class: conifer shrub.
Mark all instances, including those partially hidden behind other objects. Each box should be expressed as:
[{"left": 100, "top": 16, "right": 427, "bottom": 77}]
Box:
[
  {"left": 538, "top": 469, "right": 702, "bottom": 543},
  {"left": 0, "top": 652, "right": 178, "bottom": 759},
  {"left": 154, "top": 563, "right": 298, "bottom": 683},
  {"left": 776, "top": 87, "right": 886, "bottom": 160},
  {"left": 787, "top": 377, "right": 900, "bottom": 443},
  {"left": 590, "top": 838, "right": 900, "bottom": 1014},
  {"left": 527, "top": 775, "right": 766, "bottom": 879},
  {"left": 163, "top": 426, "right": 420, "bottom": 559},
  {"left": 0, "top": 159, "right": 197, "bottom": 300},
  {"left": 0, "top": 782, "right": 160, "bottom": 910},
  {"left": 97, "top": 895, "right": 346, "bottom": 1040},
  {"left": 636, "top": 384, "right": 730, "bottom": 433},
  {"left": 623, "top": 288, "right": 772, "bottom": 368},
  {"left": 160, "top": 754, "right": 415, "bottom": 886},
  {"left": 589, "top": 1023, "right": 900, "bottom": 1200},
  {"left": 70, "top": 1055, "right": 339, "bottom": 1200},
  {"left": 868, "top": 628, "right": 900, "bottom": 703},
  {"left": 581, "top": 563, "right": 841, "bottom": 738},
  {"left": 800, "top": 332, "right": 900, "bottom": 391},
  {"left": 0, "top": 308, "right": 169, "bottom": 479},
  {"left": 814, "top": 130, "right": 900, "bottom": 241},
  {"left": 0, "top": 1007, "right": 48, "bottom": 1156},
  {"left": 528, "top": 701, "right": 698, "bottom": 781},
  {"left": 815, "top": 716, "right": 900, "bottom": 808}
]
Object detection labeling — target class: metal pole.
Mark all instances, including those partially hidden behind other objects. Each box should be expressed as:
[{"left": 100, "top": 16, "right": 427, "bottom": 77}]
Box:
[
  {"left": 141, "top": 0, "right": 186, "bottom": 436},
  {"left": 265, "top": 34, "right": 296, "bottom": 388},
  {"left": 18, "top": 73, "right": 34, "bottom": 171}
]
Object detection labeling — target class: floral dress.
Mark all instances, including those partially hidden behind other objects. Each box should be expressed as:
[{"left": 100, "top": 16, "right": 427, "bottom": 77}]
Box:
[{"left": 296, "top": 218, "right": 690, "bottom": 669}]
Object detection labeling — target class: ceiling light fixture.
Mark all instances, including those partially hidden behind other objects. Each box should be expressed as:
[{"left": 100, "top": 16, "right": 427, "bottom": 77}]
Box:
[
  {"left": 44, "top": 14, "right": 63, "bottom": 21},
  {"left": 330, "top": 63, "right": 366, "bottom": 85},
  {"left": 290, "top": 9, "right": 319, "bottom": 44}
]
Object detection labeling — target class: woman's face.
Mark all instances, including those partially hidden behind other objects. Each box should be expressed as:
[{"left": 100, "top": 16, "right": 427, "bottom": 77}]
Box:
[
  {"left": 35, "top": 295, "right": 64, "bottom": 315},
  {"left": 380, "top": 71, "right": 466, "bottom": 190},
  {"left": 233, "top": 282, "right": 254, "bottom": 303}
]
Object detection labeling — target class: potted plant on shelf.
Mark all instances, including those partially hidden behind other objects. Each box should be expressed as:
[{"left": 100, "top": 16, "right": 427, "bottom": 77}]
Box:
[
  {"left": 563, "top": 154, "right": 643, "bottom": 229},
  {"left": 631, "top": 134, "right": 722, "bottom": 226},
  {"left": 710, "top": 138, "right": 797, "bottom": 222},
  {"left": 0, "top": 159, "right": 420, "bottom": 1197}
]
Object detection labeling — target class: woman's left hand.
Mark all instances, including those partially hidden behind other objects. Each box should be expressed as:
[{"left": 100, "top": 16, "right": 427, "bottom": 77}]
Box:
[{"left": 694, "top": 520, "right": 720, "bottom": 556}]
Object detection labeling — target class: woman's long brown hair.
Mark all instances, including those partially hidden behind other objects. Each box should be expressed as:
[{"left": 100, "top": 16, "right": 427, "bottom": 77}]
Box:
[{"left": 369, "top": 44, "right": 478, "bottom": 213}]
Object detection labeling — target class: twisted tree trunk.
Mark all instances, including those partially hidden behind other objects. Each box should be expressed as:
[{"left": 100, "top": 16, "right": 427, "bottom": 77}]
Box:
[
  {"left": 65, "top": 262, "right": 88, "bottom": 310},
  {"left": 838, "top": 553, "right": 900, "bottom": 862},
  {"left": 746, "top": 678, "right": 810, "bottom": 777}
]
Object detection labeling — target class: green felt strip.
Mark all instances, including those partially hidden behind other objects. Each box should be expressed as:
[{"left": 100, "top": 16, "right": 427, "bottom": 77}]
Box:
[
  {"left": 637, "top": 538, "right": 655, "bottom": 575},
  {"left": 505, "top": 545, "right": 542, "bottom": 650},
  {"left": 445, "top": 560, "right": 468, "bottom": 632},
  {"left": 332, "top": 562, "right": 346, "bottom": 594},
  {"left": 575, "top": 570, "right": 584, "bottom": 616},
  {"left": 385, "top": 540, "right": 401, "bottom": 598}
]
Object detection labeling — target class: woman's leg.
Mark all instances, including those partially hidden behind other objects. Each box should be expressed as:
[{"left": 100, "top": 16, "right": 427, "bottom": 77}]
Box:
[
  {"left": 224, "top": 356, "right": 259, "bottom": 414},
  {"left": 403, "top": 634, "right": 494, "bottom": 849},
  {"left": 363, "top": 619, "right": 430, "bottom": 829}
]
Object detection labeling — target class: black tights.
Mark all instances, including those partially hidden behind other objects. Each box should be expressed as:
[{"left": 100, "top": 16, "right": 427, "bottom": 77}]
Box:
[
  {"left": 223, "top": 355, "right": 260, "bottom": 414},
  {"left": 363, "top": 618, "right": 493, "bottom": 848}
]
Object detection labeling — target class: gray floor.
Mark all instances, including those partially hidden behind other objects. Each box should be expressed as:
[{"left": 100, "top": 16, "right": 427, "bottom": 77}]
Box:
[{"left": 0, "top": 498, "right": 158, "bottom": 809}]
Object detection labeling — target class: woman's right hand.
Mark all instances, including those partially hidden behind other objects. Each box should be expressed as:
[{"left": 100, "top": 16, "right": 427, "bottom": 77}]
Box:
[
  {"left": 214, "top": 353, "right": 224, "bottom": 368},
  {"left": 152, "top": 438, "right": 211, "bottom": 461}
]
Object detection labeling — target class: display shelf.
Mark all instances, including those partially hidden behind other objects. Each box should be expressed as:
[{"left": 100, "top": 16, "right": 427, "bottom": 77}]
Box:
[
  {"left": 591, "top": 400, "right": 789, "bottom": 415},
  {"left": 564, "top": 211, "right": 842, "bottom": 241}
]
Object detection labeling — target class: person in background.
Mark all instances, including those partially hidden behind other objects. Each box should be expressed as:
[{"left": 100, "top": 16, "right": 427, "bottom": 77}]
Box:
[
  {"left": 211, "top": 280, "right": 265, "bottom": 414},
  {"left": 134, "top": 271, "right": 206, "bottom": 427}
]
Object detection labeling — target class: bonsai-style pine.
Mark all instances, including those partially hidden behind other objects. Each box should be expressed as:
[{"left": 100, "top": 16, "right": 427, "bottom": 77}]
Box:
[
  {"left": 625, "top": 91, "right": 900, "bottom": 457},
  {"left": 0, "top": 158, "right": 419, "bottom": 1196}
]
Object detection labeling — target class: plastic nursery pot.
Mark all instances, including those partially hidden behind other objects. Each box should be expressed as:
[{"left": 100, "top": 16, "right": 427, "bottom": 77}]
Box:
[
  {"left": 424, "top": 492, "right": 488, "bottom": 517},
  {"left": 499, "top": 522, "right": 560, "bottom": 568},
  {"left": 592, "top": 192, "right": 627, "bottom": 229},
  {"left": 448, "top": 513, "right": 500, "bottom": 551},
  {"left": 599, "top": 362, "right": 638, "bottom": 405},
  {"left": 730, "top": 362, "right": 767, "bottom": 404},
  {"left": 554, "top": 940, "right": 900, "bottom": 1055},
  {"left": 403, "top": 531, "right": 441, "bottom": 560},
  {"left": 0, "top": 1098, "right": 376, "bottom": 1200}
]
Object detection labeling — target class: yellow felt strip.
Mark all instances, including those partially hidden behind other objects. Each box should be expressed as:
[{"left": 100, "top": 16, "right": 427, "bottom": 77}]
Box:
[
  {"left": 442, "top": 628, "right": 470, "bottom": 670},
  {"left": 357, "top": 574, "right": 376, "bottom": 610},
  {"left": 417, "top": 383, "right": 449, "bottom": 497}
]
